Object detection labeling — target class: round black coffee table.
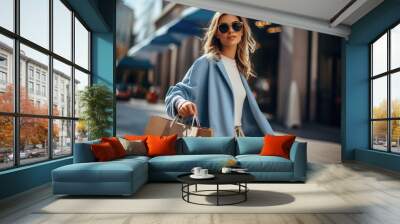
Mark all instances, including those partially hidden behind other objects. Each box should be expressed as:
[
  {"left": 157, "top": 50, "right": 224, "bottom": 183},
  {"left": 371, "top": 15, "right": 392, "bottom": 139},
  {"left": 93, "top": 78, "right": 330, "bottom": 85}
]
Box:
[{"left": 177, "top": 173, "right": 255, "bottom": 206}]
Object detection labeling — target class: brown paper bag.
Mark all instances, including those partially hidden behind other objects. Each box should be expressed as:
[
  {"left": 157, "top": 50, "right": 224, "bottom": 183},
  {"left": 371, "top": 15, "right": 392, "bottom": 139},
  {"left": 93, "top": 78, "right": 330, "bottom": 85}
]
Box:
[
  {"left": 144, "top": 115, "right": 185, "bottom": 137},
  {"left": 144, "top": 115, "right": 213, "bottom": 137},
  {"left": 184, "top": 116, "right": 213, "bottom": 137},
  {"left": 194, "top": 127, "right": 213, "bottom": 137}
]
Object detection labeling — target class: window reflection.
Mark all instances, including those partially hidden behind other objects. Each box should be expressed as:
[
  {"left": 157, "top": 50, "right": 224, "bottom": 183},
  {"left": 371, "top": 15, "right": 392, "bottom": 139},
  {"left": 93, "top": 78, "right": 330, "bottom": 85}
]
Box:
[
  {"left": 372, "top": 77, "right": 387, "bottom": 119},
  {"left": 20, "top": 44, "right": 49, "bottom": 115},
  {"left": 0, "top": 35, "right": 14, "bottom": 113},
  {"left": 0, "top": 0, "right": 14, "bottom": 31},
  {"left": 20, "top": 117, "right": 49, "bottom": 165},
  {"left": 391, "top": 72, "right": 400, "bottom": 118},
  {"left": 53, "top": 59, "right": 72, "bottom": 117},
  {"left": 74, "top": 69, "right": 89, "bottom": 118},
  {"left": 372, "top": 121, "right": 388, "bottom": 151},
  {"left": 371, "top": 24, "right": 400, "bottom": 154},
  {"left": 53, "top": 0, "right": 72, "bottom": 60},
  {"left": 0, "top": 116, "right": 13, "bottom": 169},
  {"left": 74, "top": 18, "right": 89, "bottom": 70},
  {"left": 372, "top": 33, "right": 387, "bottom": 76},
  {"left": 0, "top": 0, "right": 91, "bottom": 170},
  {"left": 391, "top": 24, "right": 400, "bottom": 70},
  {"left": 391, "top": 120, "right": 400, "bottom": 153},
  {"left": 53, "top": 119, "right": 72, "bottom": 158},
  {"left": 20, "top": 0, "right": 49, "bottom": 49}
]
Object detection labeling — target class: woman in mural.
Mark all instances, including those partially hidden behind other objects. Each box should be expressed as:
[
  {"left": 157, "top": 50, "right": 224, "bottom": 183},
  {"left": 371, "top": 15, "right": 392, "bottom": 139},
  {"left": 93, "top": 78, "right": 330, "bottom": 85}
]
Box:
[{"left": 165, "top": 12, "right": 274, "bottom": 137}]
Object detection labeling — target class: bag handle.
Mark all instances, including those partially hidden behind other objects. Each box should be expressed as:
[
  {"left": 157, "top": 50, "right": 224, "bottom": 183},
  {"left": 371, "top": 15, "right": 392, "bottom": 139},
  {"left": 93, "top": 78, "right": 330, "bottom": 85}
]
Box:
[
  {"left": 191, "top": 115, "right": 201, "bottom": 127},
  {"left": 170, "top": 114, "right": 201, "bottom": 129},
  {"left": 169, "top": 115, "right": 181, "bottom": 128}
]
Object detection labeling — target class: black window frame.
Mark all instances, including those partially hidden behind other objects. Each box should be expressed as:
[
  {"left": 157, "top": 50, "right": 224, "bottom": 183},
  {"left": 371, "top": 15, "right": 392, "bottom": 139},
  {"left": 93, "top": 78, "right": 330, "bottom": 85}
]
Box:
[
  {"left": 0, "top": 0, "right": 92, "bottom": 171},
  {"left": 369, "top": 19, "right": 400, "bottom": 154}
]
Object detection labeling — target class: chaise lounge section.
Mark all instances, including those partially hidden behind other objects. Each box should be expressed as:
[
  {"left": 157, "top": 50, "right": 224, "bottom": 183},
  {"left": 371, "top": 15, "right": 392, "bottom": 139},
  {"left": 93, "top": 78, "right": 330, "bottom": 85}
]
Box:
[{"left": 52, "top": 140, "right": 149, "bottom": 196}]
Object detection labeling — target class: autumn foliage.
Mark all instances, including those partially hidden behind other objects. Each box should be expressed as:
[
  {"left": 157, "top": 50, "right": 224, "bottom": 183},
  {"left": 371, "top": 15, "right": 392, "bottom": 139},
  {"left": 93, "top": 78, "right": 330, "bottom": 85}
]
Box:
[
  {"left": 372, "top": 99, "right": 400, "bottom": 142},
  {"left": 0, "top": 84, "right": 59, "bottom": 151}
]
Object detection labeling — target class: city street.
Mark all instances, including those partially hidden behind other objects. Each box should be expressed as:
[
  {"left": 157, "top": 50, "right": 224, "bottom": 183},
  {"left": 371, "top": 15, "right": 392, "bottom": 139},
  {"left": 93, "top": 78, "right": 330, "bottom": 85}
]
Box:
[{"left": 116, "top": 98, "right": 167, "bottom": 136}]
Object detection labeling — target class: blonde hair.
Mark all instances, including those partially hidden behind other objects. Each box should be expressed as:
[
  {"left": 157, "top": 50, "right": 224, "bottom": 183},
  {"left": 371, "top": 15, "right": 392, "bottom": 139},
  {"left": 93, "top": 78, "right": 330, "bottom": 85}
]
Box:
[{"left": 203, "top": 12, "right": 257, "bottom": 79}]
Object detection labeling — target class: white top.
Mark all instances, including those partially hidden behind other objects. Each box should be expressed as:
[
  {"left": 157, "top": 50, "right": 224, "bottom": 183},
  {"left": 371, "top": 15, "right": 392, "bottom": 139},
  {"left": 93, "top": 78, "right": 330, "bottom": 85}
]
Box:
[{"left": 220, "top": 54, "right": 246, "bottom": 126}]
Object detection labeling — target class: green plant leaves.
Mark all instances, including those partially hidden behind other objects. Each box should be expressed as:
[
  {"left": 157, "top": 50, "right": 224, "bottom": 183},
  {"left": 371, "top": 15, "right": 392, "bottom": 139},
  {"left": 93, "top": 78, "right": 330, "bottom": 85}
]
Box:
[{"left": 79, "top": 84, "right": 113, "bottom": 140}]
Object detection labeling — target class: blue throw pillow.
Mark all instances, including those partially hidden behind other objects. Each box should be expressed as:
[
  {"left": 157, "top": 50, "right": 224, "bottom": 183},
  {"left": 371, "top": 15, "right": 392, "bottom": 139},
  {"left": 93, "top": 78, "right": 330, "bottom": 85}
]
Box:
[
  {"left": 73, "top": 139, "right": 100, "bottom": 163},
  {"left": 178, "top": 137, "right": 235, "bottom": 155},
  {"left": 236, "top": 137, "right": 264, "bottom": 155}
]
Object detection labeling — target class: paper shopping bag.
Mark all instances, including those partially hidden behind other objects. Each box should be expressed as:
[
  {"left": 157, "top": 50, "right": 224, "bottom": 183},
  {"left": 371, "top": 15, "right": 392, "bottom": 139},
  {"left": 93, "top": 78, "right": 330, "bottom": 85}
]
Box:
[
  {"left": 183, "top": 116, "right": 213, "bottom": 137},
  {"left": 144, "top": 115, "right": 185, "bottom": 137}
]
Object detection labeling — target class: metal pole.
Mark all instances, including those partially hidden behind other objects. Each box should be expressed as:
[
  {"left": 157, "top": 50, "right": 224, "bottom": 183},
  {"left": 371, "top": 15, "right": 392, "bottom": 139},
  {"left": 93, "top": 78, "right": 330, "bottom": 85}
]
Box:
[{"left": 216, "top": 184, "right": 219, "bottom": 206}]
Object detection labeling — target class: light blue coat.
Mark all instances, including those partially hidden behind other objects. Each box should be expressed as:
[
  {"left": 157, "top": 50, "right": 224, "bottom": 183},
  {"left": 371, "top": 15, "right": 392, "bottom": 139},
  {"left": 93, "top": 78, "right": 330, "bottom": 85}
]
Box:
[{"left": 165, "top": 54, "right": 274, "bottom": 137}]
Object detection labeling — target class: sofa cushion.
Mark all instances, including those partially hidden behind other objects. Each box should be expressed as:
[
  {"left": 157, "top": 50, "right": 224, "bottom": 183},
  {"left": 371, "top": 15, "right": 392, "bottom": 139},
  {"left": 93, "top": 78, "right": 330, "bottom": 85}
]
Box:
[
  {"left": 260, "top": 135, "right": 296, "bottom": 159},
  {"left": 236, "top": 137, "right": 263, "bottom": 155},
  {"left": 177, "top": 137, "right": 235, "bottom": 155},
  {"left": 115, "top": 155, "right": 150, "bottom": 163},
  {"left": 73, "top": 139, "right": 100, "bottom": 163},
  {"left": 101, "top": 137, "right": 127, "bottom": 158},
  {"left": 91, "top": 142, "right": 118, "bottom": 161},
  {"left": 119, "top": 138, "right": 147, "bottom": 156},
  {"left": 148, "top": 154, "right": 235, "bottom": 172},
  {"left": 236, "top": 155, "right": 293, "bottom": 172},
  {"left": 52, "top": 158, "right": 147, "bottom": 183},
  {"left": 147, "top": 134, "right": 177, "bottom": 157}
]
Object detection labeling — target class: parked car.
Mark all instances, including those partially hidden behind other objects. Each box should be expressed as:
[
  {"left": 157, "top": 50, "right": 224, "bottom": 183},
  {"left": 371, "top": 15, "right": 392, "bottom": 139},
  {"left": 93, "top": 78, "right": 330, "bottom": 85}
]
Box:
[
  {"left": 8, "top": 150, "right": 32, "bottom": 160},
  {"left": 146, "top": 86, "right": 159, "bottom": 103},
  {"left": 30, "top": 149, "right": 44, "bottom": 158},
  {"left": 54, "top": 149, "right": 62, "bottom": 156},
  {"left": 131, "top": 84, "right": 146, "bottom": 99},
  {"left": 116, "top": 83, "right": 131, "bottom": 100},
  {"left": 20, "top": 150, "right": 32, "bottom": 159}
]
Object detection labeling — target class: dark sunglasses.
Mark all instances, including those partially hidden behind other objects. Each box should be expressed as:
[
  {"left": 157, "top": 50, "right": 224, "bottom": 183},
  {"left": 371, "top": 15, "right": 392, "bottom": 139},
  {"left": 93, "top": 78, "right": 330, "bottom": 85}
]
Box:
[{"left": 218, "top": 21, "right": 243, "bottom": 33}]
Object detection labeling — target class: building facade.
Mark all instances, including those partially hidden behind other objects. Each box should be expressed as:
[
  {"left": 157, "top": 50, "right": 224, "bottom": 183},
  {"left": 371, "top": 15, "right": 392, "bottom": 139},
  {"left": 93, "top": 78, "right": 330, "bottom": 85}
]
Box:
[{"left": 0, "top": 42, "right": 76, "bottom": 156}]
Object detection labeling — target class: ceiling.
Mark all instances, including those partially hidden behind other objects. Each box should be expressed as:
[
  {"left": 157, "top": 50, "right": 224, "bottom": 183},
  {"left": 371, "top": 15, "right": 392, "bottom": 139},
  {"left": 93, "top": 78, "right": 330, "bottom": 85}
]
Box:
[
  {"left": 229, "top": 0, "right": 352, "bottom": 22},
  {"left": 168, "top": 0, "right": 384, "bottom": 38}
]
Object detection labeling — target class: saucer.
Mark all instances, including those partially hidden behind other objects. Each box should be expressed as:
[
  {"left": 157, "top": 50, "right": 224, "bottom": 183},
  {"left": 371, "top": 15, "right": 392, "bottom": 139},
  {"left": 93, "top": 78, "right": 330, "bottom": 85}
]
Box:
[{"left": 190, "top": 174, "right": 215, "bottom": 179}]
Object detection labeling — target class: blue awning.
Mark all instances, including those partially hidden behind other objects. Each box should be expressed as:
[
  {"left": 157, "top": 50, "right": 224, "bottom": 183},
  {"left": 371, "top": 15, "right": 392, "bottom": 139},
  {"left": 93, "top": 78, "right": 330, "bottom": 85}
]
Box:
[
  {"left": 181, "top": 7, "right": 214, "bottom": 27},
  {"left": 117, "top": 56, "right": 154, "bottom": 70},
  {"left": 166, "top": 8, "right": 214, "bottom": 37},
  {"left": 167, "top": 19, "right": 205, "bottom": 36},
  {"left": 128, "top": 8, "right": 214, "bottom": 56},
  {"left": 150, "top": 32, "right": 187, "bottom": 45}
]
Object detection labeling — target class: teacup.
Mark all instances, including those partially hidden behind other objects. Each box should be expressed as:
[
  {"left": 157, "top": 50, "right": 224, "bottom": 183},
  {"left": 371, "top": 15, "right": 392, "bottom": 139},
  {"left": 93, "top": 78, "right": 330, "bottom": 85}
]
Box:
[
  {"left": 191, "top": 167, "right": 202, "bottom": 176},
  {"left": 199, "top": 168, "right": 208, "bottom": 176}
]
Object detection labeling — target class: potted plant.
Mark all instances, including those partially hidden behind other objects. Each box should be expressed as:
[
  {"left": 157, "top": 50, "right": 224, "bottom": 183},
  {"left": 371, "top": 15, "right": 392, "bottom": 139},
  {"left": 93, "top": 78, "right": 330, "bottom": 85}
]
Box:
[{"left": 79, "top": 84, "right": 113, "bottom": 140}]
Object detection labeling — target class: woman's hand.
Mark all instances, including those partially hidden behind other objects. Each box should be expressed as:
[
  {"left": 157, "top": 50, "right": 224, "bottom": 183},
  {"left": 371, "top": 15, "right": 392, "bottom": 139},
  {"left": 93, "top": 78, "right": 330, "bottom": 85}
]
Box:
[{"left": 178, "top": 101, "right": 198, "bottom": 118}]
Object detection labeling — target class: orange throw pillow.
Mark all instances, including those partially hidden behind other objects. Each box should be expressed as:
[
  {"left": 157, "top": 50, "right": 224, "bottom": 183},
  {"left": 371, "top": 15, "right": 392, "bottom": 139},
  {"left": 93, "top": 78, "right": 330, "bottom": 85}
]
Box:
[
  {"left": 91, "top": 142, "right": 117, "bottom": 161},
  {"left": 124, "top": 135, "right": 148, "bottom": 141},
  {"left": 259, "top": 135, "right": 296, "bottom": 159},
  {"left": 146, "top": 134, "right": 177, "bottom": 157},
  {"left": 101, "top": 137, "right": 127, "bottom": 158}
]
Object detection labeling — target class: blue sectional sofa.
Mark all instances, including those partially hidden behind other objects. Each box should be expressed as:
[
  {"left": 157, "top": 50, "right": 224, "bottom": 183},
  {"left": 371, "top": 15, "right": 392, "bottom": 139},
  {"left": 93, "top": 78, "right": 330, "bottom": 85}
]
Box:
[{"left": 52, "top": 137, "right": 307, "bottom": 196}]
